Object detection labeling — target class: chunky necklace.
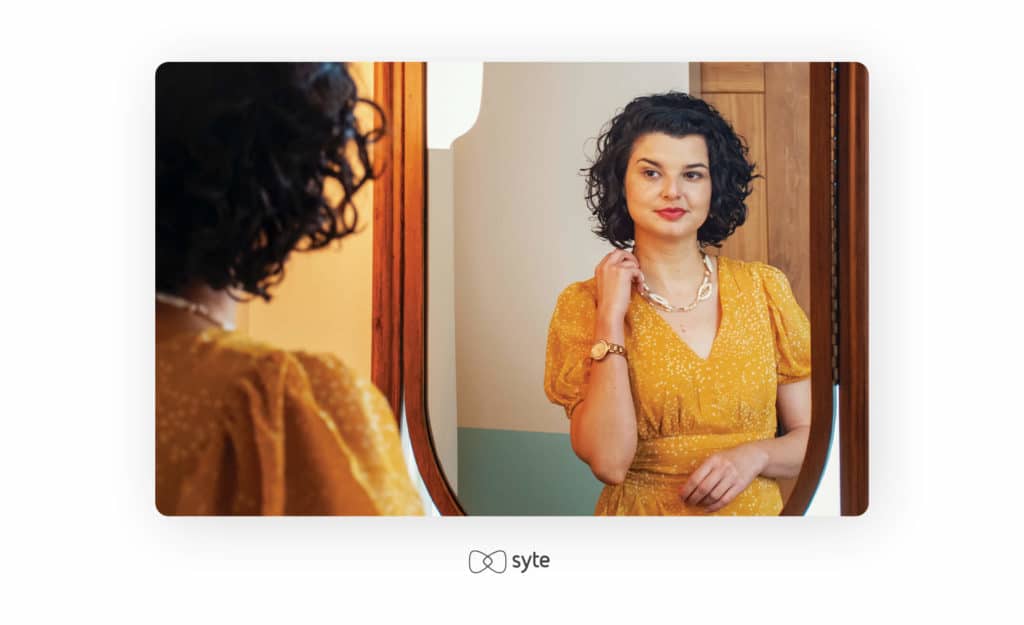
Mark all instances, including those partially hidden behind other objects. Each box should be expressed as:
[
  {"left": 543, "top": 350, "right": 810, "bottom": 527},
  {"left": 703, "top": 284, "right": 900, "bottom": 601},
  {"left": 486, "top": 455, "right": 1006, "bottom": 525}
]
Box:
[
  {"left": 156, "top": 292, "right": 235, "bottom": 331},
  {"left": 635, "top": 251, "right": 714, "bottom": 313}
]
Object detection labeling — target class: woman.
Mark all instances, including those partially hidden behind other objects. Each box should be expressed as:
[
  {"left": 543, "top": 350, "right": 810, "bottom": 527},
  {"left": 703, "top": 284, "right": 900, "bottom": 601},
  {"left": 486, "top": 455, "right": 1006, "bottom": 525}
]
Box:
[
  {"left": 544, "top": 92, "right": 811, "bottom": 515},
  {"left": 156, "top": 63, "right": 423, "bottom": 515}
]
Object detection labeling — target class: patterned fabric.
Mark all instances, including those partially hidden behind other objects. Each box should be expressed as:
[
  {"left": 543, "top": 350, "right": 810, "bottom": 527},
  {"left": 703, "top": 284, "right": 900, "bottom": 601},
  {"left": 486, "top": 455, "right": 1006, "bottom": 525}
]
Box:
[
  {"left": 544, "top": 256, "right": 810, "bottom": 515},
  {"left": 156, "top": 327, "right": 424, "bottom": 515}
]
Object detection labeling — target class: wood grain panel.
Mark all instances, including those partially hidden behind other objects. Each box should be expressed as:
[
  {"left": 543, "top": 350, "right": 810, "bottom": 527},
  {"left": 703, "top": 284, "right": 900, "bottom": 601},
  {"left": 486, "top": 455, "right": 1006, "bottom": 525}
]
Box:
[
  {"left": 700, "top": 62, "right": 765, "bottom": 93},
  {"left": 765, "top": 63, "right": 811, "bottom": 504},
  {"left": 780, "top": 63, "right": 835, "bottom": 516},
  {"left": 702, "top": 93, "right": 768, "bottom": 263},
  {"left": 688, "top": 63, "right": 702, "bottom": 97},
  {"left": 372, "top": 63, "right": 404, "bottom": 419},
  {"left": 765, "top": 62, "right": 811, "bottom": 315},
  {"left": 838, "top": 62, "right": 869, "bottom": 516}
]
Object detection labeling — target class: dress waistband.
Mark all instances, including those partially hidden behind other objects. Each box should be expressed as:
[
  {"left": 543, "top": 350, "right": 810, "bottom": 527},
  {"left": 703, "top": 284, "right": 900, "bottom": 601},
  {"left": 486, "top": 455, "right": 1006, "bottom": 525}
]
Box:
[{"left": 628, "top": 431, "right": 774, "bottom": 476}]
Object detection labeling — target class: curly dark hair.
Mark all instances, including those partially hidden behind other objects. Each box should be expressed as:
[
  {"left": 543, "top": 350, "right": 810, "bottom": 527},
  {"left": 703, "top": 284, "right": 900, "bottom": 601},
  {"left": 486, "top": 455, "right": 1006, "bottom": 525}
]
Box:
[
  {"left": 583, "top": 91, "right": 758, "bottom": 249},
  {"left": 156, "top": 62, "right": 383, "bottom": 301}
]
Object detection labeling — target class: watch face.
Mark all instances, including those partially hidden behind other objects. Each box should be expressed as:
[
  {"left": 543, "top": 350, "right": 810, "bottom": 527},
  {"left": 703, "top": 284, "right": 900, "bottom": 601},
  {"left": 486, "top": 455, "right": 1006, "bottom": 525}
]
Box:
[{"left": 590, "top": 341, "right": 608, "bottom": 360}]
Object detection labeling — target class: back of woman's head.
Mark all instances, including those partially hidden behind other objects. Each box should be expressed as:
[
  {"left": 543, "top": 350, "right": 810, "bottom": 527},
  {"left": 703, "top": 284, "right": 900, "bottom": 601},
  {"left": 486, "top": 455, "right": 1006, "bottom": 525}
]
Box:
[{"left": 156, "top": 62, "right": 381, "bottom": 300}]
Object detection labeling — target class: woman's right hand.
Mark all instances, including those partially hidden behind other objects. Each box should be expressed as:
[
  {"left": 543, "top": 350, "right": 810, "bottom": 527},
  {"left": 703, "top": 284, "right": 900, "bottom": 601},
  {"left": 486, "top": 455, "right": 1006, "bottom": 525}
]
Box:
[{"left": 594, "top": 249, "right": 643, "bottom": 323}]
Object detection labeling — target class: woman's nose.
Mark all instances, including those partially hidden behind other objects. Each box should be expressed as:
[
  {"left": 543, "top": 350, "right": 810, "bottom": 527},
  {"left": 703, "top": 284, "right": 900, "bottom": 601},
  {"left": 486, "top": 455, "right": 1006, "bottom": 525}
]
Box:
[{"left": 661, "top": 179, "right": 681, "bottom": 199}]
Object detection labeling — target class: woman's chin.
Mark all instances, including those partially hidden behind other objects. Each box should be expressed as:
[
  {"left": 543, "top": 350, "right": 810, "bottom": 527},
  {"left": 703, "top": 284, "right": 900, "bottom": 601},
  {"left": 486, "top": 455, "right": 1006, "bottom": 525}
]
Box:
[{"left": 637, "top": 223, "right": 698, "bottom": 243}]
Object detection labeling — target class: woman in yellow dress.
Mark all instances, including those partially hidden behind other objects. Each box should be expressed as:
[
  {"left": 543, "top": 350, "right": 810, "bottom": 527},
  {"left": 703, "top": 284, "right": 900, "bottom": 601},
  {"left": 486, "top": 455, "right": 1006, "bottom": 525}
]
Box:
[
  {"left": 156, "top": 63, "right": 423, "bottom": 515},
  {"left": 544, "top": 92, "right": 811, "bottom": 515}
]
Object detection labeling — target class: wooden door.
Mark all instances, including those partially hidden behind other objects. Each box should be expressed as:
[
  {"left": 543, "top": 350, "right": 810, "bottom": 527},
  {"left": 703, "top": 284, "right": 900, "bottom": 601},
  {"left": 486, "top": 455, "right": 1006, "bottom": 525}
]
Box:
[
  {"left": 694, "top": 62, "right": 811, "bottom": 315},
  {"left": 693, "top": 63, "right": 813, "bottom": 505}
]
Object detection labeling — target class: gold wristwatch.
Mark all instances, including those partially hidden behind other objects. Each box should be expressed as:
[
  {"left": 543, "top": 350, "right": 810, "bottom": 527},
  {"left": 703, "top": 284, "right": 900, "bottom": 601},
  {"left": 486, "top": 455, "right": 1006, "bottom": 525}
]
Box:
[{"left": 590, "top": 339, "right": 627, "bottom": 361}]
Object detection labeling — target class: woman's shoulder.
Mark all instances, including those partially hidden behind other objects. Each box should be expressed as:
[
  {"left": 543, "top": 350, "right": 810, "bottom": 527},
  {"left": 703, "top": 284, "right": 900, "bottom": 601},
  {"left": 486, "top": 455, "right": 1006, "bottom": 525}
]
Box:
[
  {"left": 289, "top": 349, "right": 371, "bottom": 402},
  {"left": 196, "top": 329, "right": 308, "bottom": 370},
  {"left": 553, "top": 277, "right": 598, "bottom": 309},
  {"left": 158, "top": 328, "right": 362, "bottom": 391},
  {"left": 193, "top": 331, "right": 390, "bottom": 431},
  {"left": 717, "top": 255, "right": 790, "bottom": 290},
  {"left": 230, "top": 334, "right": 366, "bottom": 393},
  {"left": 546, "top": 278, "right": 600, "bottom": 333}
]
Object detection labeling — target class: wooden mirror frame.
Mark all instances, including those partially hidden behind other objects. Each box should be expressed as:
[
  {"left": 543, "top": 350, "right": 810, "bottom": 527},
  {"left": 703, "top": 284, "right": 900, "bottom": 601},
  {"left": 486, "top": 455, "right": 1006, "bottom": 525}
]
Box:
[{"left": 372, "top": 61, "right": 867, "bottom": 516}]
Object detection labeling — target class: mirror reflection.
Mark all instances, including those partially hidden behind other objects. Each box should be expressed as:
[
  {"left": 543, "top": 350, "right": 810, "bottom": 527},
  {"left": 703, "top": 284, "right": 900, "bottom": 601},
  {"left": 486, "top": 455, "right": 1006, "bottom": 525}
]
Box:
[{"left": 426, "top": 62, "right": 834, "bottom": 515}]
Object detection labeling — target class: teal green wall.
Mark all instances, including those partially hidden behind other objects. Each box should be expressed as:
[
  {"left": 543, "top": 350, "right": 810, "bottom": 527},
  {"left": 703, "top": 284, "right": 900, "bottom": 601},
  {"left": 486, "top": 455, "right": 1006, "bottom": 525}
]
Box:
[{"left": 457, "top": 427, "right": 604, "bottom": 515}]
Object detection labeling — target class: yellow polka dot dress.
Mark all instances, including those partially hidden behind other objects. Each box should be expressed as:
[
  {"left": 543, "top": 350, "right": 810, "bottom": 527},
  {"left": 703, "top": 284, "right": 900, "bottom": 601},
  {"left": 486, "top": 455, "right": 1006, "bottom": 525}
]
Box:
[
  {"left": 544, "top": 256, "right": 811, "bottom": 516},
  {"left": 156, "top": 329, "right": 424, "bottom": 515}
]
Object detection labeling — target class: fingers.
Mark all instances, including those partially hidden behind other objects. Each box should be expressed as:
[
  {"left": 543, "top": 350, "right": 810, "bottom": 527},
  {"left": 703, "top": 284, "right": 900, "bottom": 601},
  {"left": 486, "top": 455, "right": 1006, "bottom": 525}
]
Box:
[
  {"left": 685, "top": 468, "right": 726, "bottom": 508},
  {"left": 600, "top": 249, "right": 627, "bottom": 266},
  {"left": 595, "top": 250, "right": 625, "bottom": 271},
  {"left": 680, "top": 462, "right": 714, "bottom": 504},
  {"left": 699, "top": 475, "right": 733, "bottom": 508},
  {"left": 597, "top": 249, "right": 640, "bottom": 269},
  {"left": 595, "top": 250, "right": 641, "bottom": 278},
  {"left": 594, "top": 250, "right": 642, "bottom": 318},
  {"left": 704, "top": 483, "right": 743, "bottom": 514},
  {"left": 681, "top": 455, "right": 745, "bottom": 512},
  {"left": 616, "top": 250, "right": 640, "bottom": 270}
]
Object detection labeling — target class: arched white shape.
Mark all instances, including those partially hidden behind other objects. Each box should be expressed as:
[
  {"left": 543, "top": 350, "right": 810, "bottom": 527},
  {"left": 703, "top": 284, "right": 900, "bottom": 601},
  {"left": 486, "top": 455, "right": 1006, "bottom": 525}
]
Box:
[{"left": 426, "top": 62, "right": 484, "bottom": 149}]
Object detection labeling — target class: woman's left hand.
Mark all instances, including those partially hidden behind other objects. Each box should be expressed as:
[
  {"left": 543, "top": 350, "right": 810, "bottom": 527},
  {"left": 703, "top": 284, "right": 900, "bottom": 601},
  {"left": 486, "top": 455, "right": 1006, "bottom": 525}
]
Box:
[{"left": 680, "top": 445, "right": 768, "bottom": 513}]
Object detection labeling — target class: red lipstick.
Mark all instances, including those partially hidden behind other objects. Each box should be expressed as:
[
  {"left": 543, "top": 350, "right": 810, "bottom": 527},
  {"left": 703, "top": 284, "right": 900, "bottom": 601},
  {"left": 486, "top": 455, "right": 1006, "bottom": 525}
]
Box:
[{"left": 656, "top": 208, "right": 687, "bottom": 221}]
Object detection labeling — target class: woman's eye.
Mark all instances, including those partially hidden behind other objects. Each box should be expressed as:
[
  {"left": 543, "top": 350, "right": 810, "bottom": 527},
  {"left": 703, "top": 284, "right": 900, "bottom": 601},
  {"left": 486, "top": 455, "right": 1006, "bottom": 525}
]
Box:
[
  {"left": 643, "top": 169, "right": 659, "bottom": 178},
  {"left": 685, "top": 171, "right": 704, "bottom": 180}
]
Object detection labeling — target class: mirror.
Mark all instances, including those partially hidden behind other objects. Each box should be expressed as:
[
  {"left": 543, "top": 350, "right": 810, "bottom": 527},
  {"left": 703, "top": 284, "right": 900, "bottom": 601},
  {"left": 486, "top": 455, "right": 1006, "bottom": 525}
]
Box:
[{"left": 385, "top": 62, "right": 867, "bottom": 515}]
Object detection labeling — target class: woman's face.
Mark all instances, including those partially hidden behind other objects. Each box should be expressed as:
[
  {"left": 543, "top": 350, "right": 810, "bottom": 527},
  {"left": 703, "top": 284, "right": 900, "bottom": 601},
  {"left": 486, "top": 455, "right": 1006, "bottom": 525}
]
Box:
[{"left": 623, "top": 132, "right": 712, "bottom": 244}]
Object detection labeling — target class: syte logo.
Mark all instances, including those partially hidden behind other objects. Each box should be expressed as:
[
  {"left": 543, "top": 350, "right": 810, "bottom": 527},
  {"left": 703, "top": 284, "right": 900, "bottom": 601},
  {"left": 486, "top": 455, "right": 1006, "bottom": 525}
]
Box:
[
  {"left": 468, "top": 550, "right": 551, "bottom": 574},
  {"left": 469, "top": 549, "right": 507, "bottom": 574}
]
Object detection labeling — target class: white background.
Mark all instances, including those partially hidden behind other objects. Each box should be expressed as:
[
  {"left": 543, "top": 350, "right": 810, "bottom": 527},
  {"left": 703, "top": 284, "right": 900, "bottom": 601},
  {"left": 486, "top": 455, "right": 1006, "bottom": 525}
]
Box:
[{"left": 1, "top": 0, "right": 1020, "bottom": 622}]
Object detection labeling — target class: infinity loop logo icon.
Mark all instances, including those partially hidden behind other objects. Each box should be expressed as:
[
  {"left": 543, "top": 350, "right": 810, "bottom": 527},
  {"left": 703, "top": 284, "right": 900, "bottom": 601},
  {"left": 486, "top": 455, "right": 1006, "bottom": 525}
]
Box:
[{"left": 468, "top": 549, "right": 507, "bottom": 573}]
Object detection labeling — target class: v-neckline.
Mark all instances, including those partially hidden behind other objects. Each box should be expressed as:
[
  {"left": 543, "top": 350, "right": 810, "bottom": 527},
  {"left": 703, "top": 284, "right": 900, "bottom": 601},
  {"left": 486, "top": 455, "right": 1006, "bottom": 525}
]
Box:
[{"left": 636, "top": 255, "right": 728, "bottom": 363}]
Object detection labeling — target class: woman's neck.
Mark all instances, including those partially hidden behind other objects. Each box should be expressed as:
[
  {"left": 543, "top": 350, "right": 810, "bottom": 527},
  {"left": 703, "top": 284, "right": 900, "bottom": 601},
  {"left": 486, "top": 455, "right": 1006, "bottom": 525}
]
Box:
[
  {"left": 632, "top": 234, "right": 707, "bottom": 296},
  {"left": 156, "top": 283, "right": 237, "bottom": 336}
]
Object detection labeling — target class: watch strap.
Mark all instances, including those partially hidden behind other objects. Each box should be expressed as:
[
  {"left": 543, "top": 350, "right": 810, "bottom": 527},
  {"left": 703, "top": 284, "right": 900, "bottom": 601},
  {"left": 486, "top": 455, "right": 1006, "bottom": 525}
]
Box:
[{"left": 605, "top": 342, "right": 626, "bottom": 357}]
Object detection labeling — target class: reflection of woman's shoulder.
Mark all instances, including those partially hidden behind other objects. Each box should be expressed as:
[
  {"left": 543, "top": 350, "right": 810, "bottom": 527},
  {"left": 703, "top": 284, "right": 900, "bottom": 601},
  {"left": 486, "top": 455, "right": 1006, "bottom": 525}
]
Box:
[
  {"left": 555, "top": 277, "right": 598, "bottom": 308},
  {"left": 716, "top": 255, "right": 789, "bottom": 292},
  {"left": 549, "top": 279, "right": 600, "bottom": 329}
]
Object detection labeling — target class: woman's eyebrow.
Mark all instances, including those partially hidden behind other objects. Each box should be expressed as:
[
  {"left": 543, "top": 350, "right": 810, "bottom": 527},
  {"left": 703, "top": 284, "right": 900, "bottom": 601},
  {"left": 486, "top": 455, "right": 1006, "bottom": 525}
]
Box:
[{"left": 636, "top": 157, "right": 709, "bottom": 170}]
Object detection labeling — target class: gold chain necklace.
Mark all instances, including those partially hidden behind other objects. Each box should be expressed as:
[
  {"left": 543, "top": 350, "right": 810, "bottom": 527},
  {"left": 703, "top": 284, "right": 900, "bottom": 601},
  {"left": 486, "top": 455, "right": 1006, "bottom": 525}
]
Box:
[{"left": 635, "top": 251, "right": 714, "bottom": 313}]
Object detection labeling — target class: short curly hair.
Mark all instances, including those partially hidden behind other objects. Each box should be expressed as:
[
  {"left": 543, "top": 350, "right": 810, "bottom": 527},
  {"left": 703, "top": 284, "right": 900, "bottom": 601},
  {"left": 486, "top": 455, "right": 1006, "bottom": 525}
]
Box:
[
  {"left": 583, "top": 91, "right": 758, "bottom": 248},
  {"left": 156, "top": 62, "right": 383, "bottom": 301}
]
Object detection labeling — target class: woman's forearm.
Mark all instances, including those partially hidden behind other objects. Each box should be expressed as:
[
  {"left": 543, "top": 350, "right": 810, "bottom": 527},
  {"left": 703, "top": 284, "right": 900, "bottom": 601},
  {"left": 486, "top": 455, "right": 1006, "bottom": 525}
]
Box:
[
  {"left": 569, "top": 315, "right": 638, "bottom": 485},
  {"left": 743, "top": 425, "right": 810, "bottom": 480}
]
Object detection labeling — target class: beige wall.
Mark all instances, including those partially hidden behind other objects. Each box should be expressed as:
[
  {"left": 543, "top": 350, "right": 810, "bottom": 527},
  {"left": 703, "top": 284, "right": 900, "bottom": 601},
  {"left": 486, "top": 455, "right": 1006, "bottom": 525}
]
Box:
[
  {"left": 430, "top": 63, "right": 690, "bottom": 435},
  {"left": 426, "top": 64, "right": 485, "bottom": 491},
  {"left": 427, "top": 148, "right": 459, "bottom": 491},
  {"left": 235, "top": 63, "right": 375, "bottom": 379}
]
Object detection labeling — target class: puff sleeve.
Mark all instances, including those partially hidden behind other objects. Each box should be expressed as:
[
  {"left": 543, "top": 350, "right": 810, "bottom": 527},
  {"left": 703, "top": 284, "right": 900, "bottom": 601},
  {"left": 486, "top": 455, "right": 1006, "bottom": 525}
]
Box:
[
  {"left": 759, "top": 264, "right": 812, "bottom": 385},
  {"left": 223, "top": 351, "right": 424, "bottom": 515},
  {"left": 544, "top": 282, "right": 597, "bottom": 418},
  {"left": 292, "top": 352, "right": 425, "bottom": 515}
]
